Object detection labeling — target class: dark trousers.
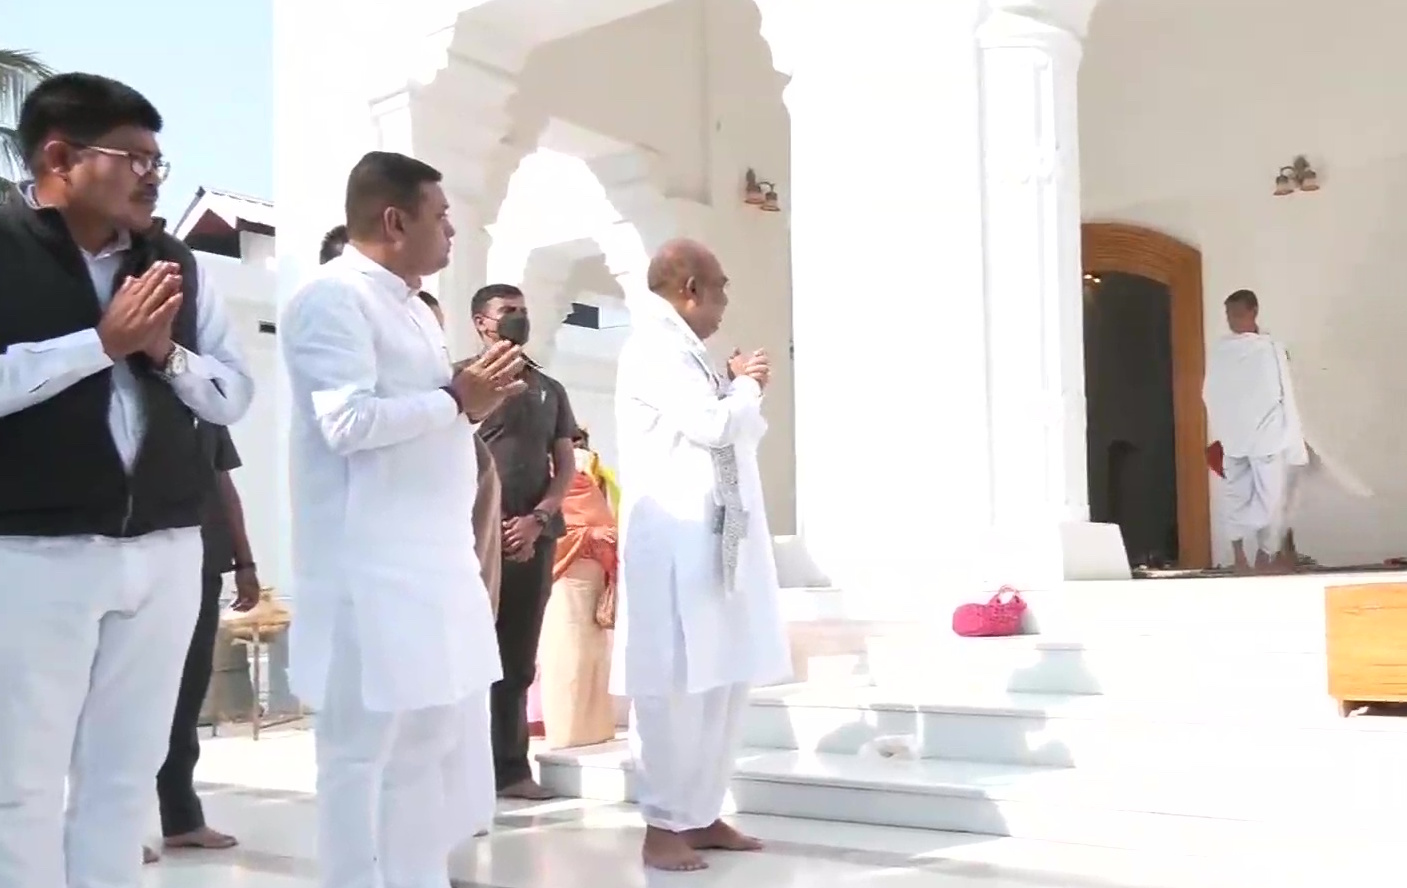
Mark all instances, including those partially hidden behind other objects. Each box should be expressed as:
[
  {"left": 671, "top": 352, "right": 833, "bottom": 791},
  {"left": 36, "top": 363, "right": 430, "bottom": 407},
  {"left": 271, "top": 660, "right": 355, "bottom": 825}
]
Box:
[
  {"left": 155, "top": 571, "right": 223, "bottom": 836},
  {"left": 490, "top": 536, "right": 555, "bottom": 789}
]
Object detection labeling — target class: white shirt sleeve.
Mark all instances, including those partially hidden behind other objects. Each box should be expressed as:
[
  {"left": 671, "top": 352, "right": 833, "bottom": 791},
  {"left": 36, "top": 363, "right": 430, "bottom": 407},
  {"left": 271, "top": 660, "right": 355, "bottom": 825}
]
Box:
[
  {"left": 281, "top": 280, "right": 461, "bottom": 455},
  {"left": 0, "top": 329, "right": 115, "bottom": 419},
  {"left": 619, "top": 340, "right": 763, "bottom": 449},
  {"left": 167, "top": 261, "right": 255, "bottom": 425}
]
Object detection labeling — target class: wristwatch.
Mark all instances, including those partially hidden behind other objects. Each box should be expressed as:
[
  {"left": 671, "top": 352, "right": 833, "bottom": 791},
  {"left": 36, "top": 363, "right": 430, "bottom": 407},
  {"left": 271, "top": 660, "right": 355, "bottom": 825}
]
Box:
[
  {"left": 156, "top": 345, "right": 189, "bottom": 381},
  {"left": 530, "top": 509, "right": 551, "bottom": 528}
]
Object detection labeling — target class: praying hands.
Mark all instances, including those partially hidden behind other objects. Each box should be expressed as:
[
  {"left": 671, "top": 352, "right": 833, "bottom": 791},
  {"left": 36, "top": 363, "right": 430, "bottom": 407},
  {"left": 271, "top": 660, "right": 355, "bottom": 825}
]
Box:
[{"left": 727, "top": 348, "right": 771, "bottom": 389}]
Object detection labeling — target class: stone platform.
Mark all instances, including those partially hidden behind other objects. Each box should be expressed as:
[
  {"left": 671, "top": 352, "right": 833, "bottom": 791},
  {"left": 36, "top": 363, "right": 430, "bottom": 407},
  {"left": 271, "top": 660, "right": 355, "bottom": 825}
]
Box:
[{"left": 538, "top": 572, "right": 1407, "bottom": 858}]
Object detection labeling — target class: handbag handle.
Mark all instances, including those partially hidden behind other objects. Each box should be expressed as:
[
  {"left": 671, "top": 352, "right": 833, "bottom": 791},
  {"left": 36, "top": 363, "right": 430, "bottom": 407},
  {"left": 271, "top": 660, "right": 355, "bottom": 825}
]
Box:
[{"left": 989, "top": 585, "right": 1024, "bottom": 606}]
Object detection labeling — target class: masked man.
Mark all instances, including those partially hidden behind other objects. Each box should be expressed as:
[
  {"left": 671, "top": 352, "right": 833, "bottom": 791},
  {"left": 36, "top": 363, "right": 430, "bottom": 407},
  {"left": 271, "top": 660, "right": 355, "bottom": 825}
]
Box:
[{"left": 470, "top": 283, "right": 579, "bottom": 800}]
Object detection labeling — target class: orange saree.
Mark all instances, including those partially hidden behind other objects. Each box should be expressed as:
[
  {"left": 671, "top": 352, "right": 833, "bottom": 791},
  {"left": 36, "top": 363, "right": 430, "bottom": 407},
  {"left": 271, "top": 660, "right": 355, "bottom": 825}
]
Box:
[{"left": 537, "top": 470, "right": 618, "bottom": 749}]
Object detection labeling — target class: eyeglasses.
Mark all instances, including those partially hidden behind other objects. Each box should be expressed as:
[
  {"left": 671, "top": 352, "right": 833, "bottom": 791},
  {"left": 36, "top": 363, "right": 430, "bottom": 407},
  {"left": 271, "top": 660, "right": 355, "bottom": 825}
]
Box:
[{"left": 75, "top": 144, "right": 171, "bottom": 183}]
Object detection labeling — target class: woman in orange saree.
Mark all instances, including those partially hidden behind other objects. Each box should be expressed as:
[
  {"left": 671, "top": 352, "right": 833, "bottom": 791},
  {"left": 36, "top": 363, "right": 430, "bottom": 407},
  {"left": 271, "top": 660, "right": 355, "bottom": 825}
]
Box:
[{"left": 537, "top": 432, "right": 619, "bottom": 749}]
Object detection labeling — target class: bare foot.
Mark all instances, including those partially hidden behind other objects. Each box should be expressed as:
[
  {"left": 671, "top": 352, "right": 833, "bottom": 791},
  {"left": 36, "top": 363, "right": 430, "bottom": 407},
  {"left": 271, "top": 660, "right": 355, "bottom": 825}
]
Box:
[
  {"left": 163, "top": 826, "right": 238, "bottom": 850},
  {"left": 685, "top": 819, "right": 764, "bottom": 852},
  {"left": 642, "top": 826, "right": 708, "bottom": 872},
  {"left": 142, "top": 846, "right": 160, "bottom": 865},
  {"left": 497, "top": 778, "right": 557, "bottom": 801},
  {"left": 1231, "top": 542, "right": 1250, "bottom": 574}
]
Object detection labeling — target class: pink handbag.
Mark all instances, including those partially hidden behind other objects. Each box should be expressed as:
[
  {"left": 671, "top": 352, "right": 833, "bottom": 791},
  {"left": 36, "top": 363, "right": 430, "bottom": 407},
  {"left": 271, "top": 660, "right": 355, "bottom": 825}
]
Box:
[{"left": 952, "top": 586, "right": 1027, "bottom": 637}]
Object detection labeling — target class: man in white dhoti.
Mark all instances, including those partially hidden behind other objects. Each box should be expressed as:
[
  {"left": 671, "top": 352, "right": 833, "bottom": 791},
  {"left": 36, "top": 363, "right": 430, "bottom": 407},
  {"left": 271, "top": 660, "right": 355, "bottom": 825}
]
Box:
[
  {"left": 613, "top": 239, "right": 792, "bottom": 872},
  {"left": 1203, "top": 289, "right": 1308, "bottom": 571},
  {"left": 281, "top": 151, "right": 527, "bottom": 888},
  {"left": 0, "top": 74, "right": 253, "bottom": 888}
]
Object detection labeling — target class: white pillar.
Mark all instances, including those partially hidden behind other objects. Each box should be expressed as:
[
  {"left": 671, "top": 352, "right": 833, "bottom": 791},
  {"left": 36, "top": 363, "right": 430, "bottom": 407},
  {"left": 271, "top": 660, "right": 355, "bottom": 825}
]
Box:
[
  {"left": 759, "top": 0, "right": 1099, "bottom": 621},
  {"left": 760, "top": 0, "right": 993, "bottom": 622},
  {"left": 272, "top": 0, "right": 385, "bottom": 605},
  {"left": 977, "top": 0, "right": 1099, "bottom": 583}
]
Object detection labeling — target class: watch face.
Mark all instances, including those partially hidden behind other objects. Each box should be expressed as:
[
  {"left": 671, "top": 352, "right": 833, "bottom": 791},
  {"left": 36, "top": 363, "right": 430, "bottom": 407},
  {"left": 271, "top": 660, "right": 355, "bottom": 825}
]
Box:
[{"left": 166, "top": 347, "right": 188, "bottom": 376}]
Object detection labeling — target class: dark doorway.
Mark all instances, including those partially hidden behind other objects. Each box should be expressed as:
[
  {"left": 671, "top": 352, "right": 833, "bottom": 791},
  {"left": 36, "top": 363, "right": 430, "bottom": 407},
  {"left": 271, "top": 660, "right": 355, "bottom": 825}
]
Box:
[{"left": 1083, "top": 271, "right": 1179, "bottom": 568}]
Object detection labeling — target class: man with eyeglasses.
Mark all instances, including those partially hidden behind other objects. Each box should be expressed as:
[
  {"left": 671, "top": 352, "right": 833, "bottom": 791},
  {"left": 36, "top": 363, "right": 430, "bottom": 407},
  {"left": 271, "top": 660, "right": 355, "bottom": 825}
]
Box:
[{"left": 0, "top": 73, "right": 253, "bottom": 888}]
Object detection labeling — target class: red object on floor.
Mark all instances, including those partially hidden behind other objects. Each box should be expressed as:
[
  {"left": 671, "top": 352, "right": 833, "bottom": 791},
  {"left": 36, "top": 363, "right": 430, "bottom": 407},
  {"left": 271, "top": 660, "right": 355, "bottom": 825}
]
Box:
[
  {"left": 952, "top": 586, "right": 1027, "bottom": 638},
  {"left": 1205, "top": 440, "right": 1225, "bottom": 478},
  {"left": 528, "top": 721, "right": 545, "bottom": 739}
]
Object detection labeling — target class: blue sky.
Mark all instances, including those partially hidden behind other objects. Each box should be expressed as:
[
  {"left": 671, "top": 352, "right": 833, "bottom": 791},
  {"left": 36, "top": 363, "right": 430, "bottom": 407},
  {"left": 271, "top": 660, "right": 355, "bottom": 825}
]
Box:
[{"left": 6, "top": 0, "right": 272, "bottom": 218}]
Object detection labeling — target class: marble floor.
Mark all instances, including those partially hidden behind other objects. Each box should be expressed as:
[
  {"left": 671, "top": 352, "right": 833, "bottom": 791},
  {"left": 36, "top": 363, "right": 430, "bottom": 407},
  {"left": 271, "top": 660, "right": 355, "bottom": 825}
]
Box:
[{"left": 139, "top": 724, "right": 1389, "bottom": 888}]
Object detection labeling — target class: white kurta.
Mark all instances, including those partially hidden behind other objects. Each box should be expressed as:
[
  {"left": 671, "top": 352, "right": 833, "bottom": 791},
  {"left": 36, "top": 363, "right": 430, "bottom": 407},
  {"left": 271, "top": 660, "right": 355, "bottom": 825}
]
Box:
[
  {"left": 1203, "top": 332, "right": 1308, "bottom": 550},
  {"left": 281, "top": 247, "right": 501, "bottom": 712},
  {"left": 611, "top": 295, "right": 791, "bottom": 832},
  {"left": 280, "top": 247, "right": 500, "bottom": 881},
  {"left": 610, "top": 297, "right": 792, "bottom": 699}
]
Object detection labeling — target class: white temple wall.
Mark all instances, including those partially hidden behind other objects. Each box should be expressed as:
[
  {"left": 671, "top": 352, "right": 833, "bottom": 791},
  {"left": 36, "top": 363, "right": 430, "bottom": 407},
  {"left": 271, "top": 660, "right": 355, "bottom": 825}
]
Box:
[
  {"left": 511, "top": 0, "right": 797, "bottom": 529},
  {"left": 1081, "top": 0, "right": 1407, "bottom": 565}
]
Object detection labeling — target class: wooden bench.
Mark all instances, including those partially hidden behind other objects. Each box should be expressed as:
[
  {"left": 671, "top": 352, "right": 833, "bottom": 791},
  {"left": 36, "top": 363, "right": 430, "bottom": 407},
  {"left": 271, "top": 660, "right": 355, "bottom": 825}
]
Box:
[{"left": 1326, "top": 582, "right": 1407, "bottom": 716}]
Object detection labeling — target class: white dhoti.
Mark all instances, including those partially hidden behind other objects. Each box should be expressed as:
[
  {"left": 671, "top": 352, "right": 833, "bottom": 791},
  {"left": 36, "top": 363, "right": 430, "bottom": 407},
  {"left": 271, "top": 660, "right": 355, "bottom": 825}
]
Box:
[
  {"left": 0, "top": 529, "right": 202, "bottom": 888},
  {"left": 629, "top": 683, "right": 750, "bottom": 832},
  {"left": 315, "top": 602, "right": 494, "bottom": 888},
  {"left": 1222, "top": 454, "right": 1292, "bottom": 553}
]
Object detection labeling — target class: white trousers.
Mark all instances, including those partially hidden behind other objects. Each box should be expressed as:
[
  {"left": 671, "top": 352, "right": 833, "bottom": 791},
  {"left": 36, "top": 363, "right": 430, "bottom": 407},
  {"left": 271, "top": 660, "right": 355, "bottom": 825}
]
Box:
[
  {"left": 1222, "top": 454, "right": 1291, "bottom": 553},
  {"left": 315, "top": 603, "right": 493, "bottom": 888},
  {"left": 0, "top": 529, "right": 202, "bottom": 888},
  {"left": 629, "top": 683, "right": 750, "bottom": 832}
]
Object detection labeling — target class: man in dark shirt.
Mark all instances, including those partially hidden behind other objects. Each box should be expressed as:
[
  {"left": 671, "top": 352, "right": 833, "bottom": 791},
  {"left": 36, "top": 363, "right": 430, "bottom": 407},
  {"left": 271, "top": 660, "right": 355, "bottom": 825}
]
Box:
[
  {"left": 145, "top": 424, "right": 261, "bottom": 862},
  {"left": 473, "top": 283, "right": 577, "bottom": 800}
]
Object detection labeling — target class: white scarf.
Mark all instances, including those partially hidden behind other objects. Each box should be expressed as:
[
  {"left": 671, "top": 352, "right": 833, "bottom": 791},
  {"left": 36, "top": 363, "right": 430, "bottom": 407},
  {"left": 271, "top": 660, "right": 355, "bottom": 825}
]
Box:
[{"left": 1204, "top": 332, "right": 1306, "bottom": 462}]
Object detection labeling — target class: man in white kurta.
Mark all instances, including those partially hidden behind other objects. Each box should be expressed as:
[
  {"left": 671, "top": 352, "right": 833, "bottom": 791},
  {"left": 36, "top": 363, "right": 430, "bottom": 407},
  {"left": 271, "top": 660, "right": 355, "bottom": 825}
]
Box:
[
  {"left": 281, "top": 151, "right": 525, "bottom": 888},
  {"left": 1203, "top": 289, "right": 1308, "bottom": 570},
  {"left": 612, "top": 239, "right": 792, "bottom": 872}
]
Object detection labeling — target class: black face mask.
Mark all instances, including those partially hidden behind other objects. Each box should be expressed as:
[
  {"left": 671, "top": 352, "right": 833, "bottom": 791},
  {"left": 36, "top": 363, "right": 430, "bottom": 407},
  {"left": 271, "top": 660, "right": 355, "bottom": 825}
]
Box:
[{"left": 496, "top": 312, "right": 530, "bottom": 346}]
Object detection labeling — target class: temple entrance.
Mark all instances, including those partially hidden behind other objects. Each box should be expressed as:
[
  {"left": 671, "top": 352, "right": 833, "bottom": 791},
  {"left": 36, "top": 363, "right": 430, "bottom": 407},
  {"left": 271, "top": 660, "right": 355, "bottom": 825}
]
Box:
[
  {"left": 1081, "top": 223, "right": 1211, "bottom": 568},
  {"left": 1083, "top": 271, "right": 1179, "bottom": 567}
]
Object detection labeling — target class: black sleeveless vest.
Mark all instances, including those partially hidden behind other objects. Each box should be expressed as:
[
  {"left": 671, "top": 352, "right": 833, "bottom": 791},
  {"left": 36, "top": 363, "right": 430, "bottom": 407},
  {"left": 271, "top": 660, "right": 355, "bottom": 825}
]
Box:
[{"left": 0, "top": 199, "right": 210, "bottom": 537}]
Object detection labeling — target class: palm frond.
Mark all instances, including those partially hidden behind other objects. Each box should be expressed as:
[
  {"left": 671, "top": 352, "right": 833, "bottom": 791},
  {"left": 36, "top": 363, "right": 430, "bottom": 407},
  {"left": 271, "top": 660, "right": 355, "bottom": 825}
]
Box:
[
  {"left": 0, "top": 50, "right": 53, "bottom": 183},
  {"left": 0, "top": 125, "right": 24, "bottom": 183},
  {"left": 0, "top": 50, "right": 55, "bottom": 83}
]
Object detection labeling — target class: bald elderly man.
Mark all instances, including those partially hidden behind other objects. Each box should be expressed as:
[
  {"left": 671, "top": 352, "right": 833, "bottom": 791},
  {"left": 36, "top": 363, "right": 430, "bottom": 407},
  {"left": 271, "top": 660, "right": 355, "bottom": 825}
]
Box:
[{"left": 611, "top": 238, "right": 792, "bottom": 872}]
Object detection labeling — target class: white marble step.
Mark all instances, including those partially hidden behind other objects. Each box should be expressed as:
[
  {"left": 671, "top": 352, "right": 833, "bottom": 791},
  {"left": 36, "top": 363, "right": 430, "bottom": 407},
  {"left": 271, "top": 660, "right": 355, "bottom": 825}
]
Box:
[
  {"left": 537, "top": 742, "right": 1407, "bottom": 853},
  {"left": 863, "top": 631, "right": 1330, "bottom": 698},
  {"left": 780, "top": 573, "right": 1394, "bottom": 679},
  {"left": 1025, "top": 571, "right": 1402, "bottom": 634},
  {"left": 781, "top": 571, "right": 1406, "bottom": 632},
  {"left": 742, "top": 683, "right": 1407, "bottom": 768}
]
